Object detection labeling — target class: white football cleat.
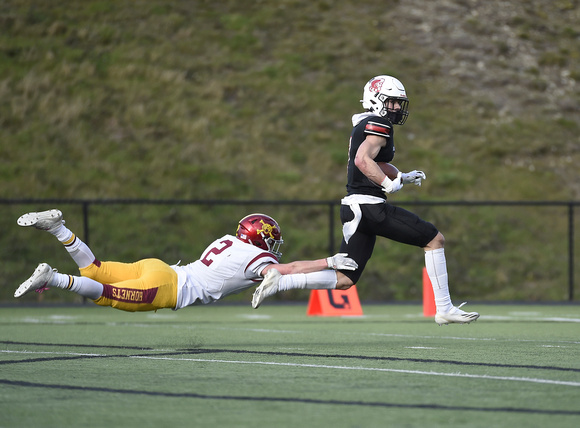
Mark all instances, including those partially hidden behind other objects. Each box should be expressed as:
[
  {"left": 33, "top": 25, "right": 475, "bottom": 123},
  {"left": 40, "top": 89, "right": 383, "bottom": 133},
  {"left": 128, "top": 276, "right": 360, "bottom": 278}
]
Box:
[
  {"left": 435, "top": 302, "right": 480, "bottom": 325},
  {"left": 17, "top": 209, "right": 64, "bottom": 232},
  {"left": 14, "top": 263, "right": 56, "bottom": 298},
  {"left": 252, "top": 269, "right": 282, "bottom": 309}
]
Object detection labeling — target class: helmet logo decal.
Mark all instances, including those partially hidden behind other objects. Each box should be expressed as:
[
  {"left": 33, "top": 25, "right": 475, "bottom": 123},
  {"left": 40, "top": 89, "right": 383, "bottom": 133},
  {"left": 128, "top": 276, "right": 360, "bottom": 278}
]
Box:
[
  {"left": 369, "top": 78, "right": 384, "bottom": 93},
  {"left": 256, "top": 220, "right": 277, "bottom": 239}
]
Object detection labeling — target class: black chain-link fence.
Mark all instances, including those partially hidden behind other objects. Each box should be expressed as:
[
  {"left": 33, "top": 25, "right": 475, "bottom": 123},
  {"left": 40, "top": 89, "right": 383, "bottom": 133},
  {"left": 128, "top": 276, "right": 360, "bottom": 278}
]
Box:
[{"left": 2, "top": 199, "right": 578, "bottom": 303}]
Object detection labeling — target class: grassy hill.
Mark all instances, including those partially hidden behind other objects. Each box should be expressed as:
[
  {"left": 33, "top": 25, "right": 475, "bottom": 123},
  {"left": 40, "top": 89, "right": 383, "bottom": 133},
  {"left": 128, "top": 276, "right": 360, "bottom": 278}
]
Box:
[{"left": 1, "top": 0, "right": 579, "bottom": 302}]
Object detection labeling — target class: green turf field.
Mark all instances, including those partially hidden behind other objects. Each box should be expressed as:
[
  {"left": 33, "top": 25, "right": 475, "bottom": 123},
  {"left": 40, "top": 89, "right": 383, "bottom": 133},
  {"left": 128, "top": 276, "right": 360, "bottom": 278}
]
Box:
[{"left": 1, "top": 303, "right": 579, "bottom": 428}]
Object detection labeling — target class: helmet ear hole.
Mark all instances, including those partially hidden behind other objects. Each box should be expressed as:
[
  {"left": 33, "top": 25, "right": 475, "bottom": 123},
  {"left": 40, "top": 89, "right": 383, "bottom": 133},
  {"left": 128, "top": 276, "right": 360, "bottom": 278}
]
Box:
[{"left": 253, "top": 238, "right": 267, "bottom": 250}]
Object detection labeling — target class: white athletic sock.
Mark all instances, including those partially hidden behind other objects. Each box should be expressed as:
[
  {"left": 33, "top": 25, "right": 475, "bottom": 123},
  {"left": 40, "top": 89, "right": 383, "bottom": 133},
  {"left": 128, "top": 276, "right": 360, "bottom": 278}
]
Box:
[
  {"left": 49, "top": 223, "right": 72, "bottom": 242},
  {"left": 54, "top": 226, "right": 96, "bottom": 269},
  {"left": 51, "top": 272, "right": 103, "bottom": 300},
  {"left": 278, "top": 270, "right": 337, "bottom": 292},
  {"left": 424, "top": 248, "right": 453, "bottom": 313}
]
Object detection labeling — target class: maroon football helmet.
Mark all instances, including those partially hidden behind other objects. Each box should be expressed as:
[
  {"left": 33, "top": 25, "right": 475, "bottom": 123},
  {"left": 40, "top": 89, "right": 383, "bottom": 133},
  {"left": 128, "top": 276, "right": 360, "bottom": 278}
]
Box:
[{"left": 236, "top": 213, "right": 283, "bottom": 259}]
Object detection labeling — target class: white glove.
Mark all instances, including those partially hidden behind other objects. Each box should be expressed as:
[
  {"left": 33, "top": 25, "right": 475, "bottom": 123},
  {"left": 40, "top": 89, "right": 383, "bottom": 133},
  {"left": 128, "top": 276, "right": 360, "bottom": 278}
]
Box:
[
  {"left": 326, "top": 253, "right": 358, "bottom": 270},
  {"left": 380, "top": 172, "right": 403, "bottom": 194},
  {"left": 401, "top": 170, "right": 426, "bottom": 186}
]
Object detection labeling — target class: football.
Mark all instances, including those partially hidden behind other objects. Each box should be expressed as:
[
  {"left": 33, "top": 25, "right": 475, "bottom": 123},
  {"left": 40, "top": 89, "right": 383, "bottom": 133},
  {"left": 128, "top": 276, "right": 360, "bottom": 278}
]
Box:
[{"left": 377, "top": 162, "right": 399, "bottom": 180}]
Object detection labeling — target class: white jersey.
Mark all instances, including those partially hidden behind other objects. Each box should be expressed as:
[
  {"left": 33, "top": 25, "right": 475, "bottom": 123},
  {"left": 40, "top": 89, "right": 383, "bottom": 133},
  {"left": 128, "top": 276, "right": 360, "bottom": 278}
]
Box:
[{"left": 172, "top": 234, "right": 278, "bottom": 309}]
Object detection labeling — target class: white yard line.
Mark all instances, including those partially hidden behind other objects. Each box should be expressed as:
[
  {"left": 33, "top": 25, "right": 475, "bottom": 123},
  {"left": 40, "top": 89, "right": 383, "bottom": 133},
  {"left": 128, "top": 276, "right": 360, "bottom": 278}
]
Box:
[
  {"left": 129, "top": 355, "right": 580, "bottom": 387},
  {"left": 1, "top": 350, "right": 105, "bottom": 356},
  {"left": 3, "top": 349, "right": 579, "bottom": 387}
]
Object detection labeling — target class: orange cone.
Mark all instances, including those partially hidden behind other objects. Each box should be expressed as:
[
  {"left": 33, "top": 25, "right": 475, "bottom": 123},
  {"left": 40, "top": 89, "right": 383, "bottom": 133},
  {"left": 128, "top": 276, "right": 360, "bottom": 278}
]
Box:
[
  {"left": 422, "top": 267, "right": 436, "bottom": 316},
  {"left": 307, "top": 287, "right": 363, "bottom": 317}
]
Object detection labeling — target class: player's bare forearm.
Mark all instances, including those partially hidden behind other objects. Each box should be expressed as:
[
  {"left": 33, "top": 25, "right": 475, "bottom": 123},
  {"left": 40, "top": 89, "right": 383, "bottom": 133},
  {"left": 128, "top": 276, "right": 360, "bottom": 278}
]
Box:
[
  {"left": 354, "top": 135, "right": 388, "bottom": 185},
  {"left": 355, "top": 156, "right": 386, "bottom": 185},
  {"left": 261, "top": 259, "right": 327, "bottom": 276}
]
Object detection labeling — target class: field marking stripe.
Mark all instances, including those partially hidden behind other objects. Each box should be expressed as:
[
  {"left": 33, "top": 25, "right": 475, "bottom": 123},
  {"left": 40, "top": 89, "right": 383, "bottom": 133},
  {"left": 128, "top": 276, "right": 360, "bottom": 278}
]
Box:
[
  {"left": 154, "top": 326, "right": 580, "bottom": 345},
  {"left": 1, "top": 379, "right": 578, "bottom": 415},
  {"left": 4, "top": 349, "right": 578, "bottom": 374},
  {"left": 1, "top": 350, "right": 105, "bottom": 357},
  {"left": 130, "top": 356, "right": 580, "bottom": 387},
  {"left": 3, "top": 352, "right": 579, "bottom": 387}
]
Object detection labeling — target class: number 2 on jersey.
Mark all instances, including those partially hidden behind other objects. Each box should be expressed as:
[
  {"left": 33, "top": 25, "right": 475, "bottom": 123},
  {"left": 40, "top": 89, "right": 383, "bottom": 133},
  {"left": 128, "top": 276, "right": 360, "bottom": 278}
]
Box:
[{"left": 200, "top": 239, "right": 233, "bottom": 266}]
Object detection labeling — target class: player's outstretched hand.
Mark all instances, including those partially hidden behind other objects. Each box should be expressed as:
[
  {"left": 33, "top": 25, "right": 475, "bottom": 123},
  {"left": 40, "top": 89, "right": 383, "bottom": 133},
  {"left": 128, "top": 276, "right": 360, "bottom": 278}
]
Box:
[
  {"left": 326, "top": 253, "right": 358, "bottom": 270},
  {"left": 401, "top": 170, "right": 426, "bottom": 186}
]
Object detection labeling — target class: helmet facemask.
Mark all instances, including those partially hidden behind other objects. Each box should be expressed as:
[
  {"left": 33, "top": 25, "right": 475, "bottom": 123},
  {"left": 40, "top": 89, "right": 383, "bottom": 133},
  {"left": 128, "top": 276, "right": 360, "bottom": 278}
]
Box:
[
  {"left": 263, "top": 235, "right": 283, "bottom": 259},
  {"left": 380, "top": 95, "right": 409, "bottom": 125}
]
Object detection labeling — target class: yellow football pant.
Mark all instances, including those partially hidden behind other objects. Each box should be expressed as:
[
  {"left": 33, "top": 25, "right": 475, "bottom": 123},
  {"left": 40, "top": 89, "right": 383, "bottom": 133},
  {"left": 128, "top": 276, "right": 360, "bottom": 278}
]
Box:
[{"left": 80, "top": 258, "right": 178, "bottom": 312}]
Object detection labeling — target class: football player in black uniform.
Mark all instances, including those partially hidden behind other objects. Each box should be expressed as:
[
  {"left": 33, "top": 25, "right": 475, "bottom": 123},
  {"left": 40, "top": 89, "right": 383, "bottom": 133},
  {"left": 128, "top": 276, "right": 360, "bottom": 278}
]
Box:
[{"left": 254, "top": 75, "right": 479, "bottom": 325}]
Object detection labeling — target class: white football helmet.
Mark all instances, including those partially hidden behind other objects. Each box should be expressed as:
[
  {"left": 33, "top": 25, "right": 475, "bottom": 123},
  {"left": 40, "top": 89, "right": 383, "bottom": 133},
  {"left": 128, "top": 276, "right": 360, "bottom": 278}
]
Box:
[{"left": 361, "top": 75, "right": 409, "bottom": 125}]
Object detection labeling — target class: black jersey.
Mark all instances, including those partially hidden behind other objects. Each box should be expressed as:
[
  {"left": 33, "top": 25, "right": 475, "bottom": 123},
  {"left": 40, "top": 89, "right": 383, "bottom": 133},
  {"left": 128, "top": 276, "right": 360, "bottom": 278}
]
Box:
[{"left": 346, "top": 114, "right": 395, "bottom": 198}]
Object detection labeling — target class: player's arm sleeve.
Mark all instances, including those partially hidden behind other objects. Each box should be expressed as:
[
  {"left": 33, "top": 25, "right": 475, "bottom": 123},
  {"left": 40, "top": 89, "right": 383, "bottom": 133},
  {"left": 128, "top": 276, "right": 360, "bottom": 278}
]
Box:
[
  {"left": 245, "top": 253, "right": 278, "bottom": 279},
  {"left": 364, "top": 120, "right": 391, "bottom": 138}
]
